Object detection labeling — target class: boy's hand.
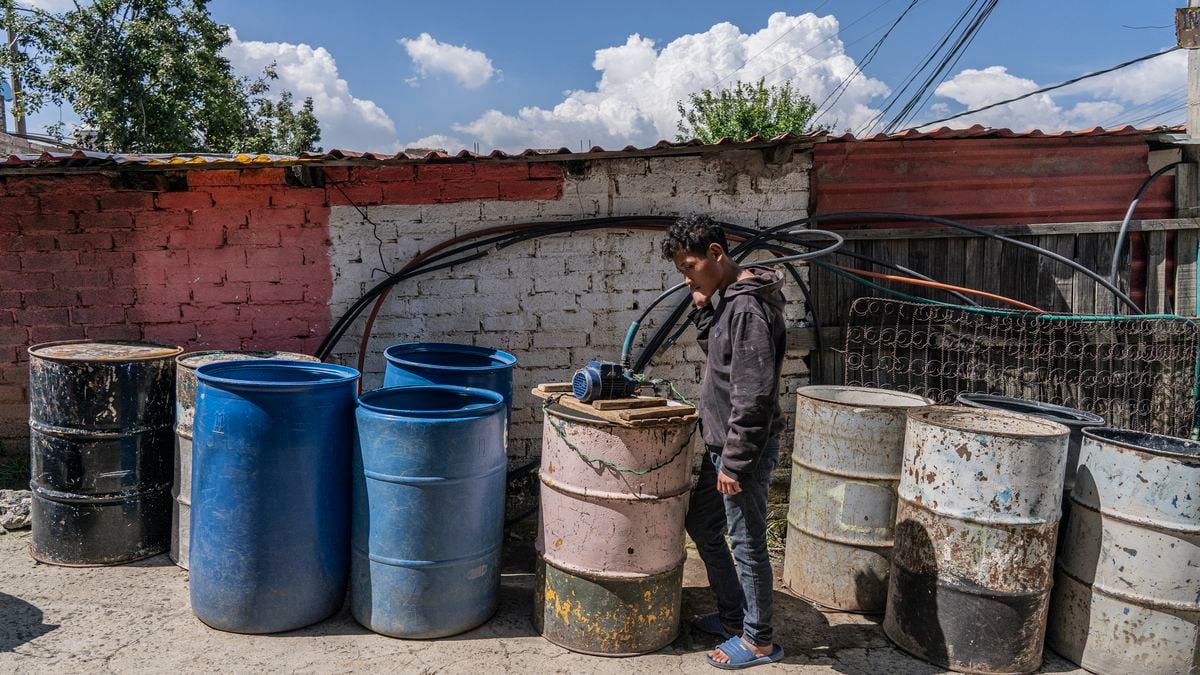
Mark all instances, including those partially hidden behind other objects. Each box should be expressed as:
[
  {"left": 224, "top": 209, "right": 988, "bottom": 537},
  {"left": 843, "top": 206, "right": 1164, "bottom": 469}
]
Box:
[{"left": 716, "top": 468, "right": 742, "bottom": 495}]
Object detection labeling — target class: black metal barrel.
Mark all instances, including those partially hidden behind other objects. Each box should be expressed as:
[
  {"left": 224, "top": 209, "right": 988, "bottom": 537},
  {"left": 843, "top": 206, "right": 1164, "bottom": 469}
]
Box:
[{"left": 28, "top": 340, "right": 182, "bottom": 565}]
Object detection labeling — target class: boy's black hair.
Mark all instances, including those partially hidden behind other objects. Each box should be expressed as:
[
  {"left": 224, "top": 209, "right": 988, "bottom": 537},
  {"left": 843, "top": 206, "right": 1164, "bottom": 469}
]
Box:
[{"left": 660, "top": 214, "right": 729, "bottom": 261}]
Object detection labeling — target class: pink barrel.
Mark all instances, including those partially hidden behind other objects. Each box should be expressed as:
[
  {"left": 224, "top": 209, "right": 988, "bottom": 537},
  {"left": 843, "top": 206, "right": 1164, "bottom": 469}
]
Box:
[{"left": 534, "top": 402, "right": 696, "bottom": 655}]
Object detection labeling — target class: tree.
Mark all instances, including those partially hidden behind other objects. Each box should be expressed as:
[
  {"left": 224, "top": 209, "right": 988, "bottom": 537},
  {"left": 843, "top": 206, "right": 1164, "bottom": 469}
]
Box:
[
  {"left": 247, "top": 90, "right": 322, "bottom": 156},
  {"left": 675, "top": 79, "right": 821, "bottom": 144},
  {"left": 0, "top": 0, "right": 321, "bottom": 154}
]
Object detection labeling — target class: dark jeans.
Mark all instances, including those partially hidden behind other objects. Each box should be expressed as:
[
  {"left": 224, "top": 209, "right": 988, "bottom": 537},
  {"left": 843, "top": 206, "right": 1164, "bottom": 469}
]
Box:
[{"left": 685, "top": 438, "right": 779, "bottom": 647}]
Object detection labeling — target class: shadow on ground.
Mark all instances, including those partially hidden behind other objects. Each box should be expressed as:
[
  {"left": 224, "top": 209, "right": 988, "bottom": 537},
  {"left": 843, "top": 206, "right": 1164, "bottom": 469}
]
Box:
[{"left": 0, "top": 591, "right": 58, "bottom": 652}]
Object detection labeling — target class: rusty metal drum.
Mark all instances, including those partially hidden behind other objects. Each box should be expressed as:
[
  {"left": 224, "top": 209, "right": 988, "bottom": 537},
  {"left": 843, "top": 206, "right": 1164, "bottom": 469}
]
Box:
[
  {"left": 1047, "top": 428, "right": 1200, "bottom": 675},
  {"left": 28, "top": 340, "right": 182, "bottom": 566},
  {"left": 784, "top": 385, "right": 932, "bottom": 613},
  {"left": 884, "top": 406, "right": 1069, "bottom": 674},
  {"left": 171, "top": 350, "right": 318, "bottom": 569},
  {"left": 534, "top": 402, "right": 696, "bottom": 656}
]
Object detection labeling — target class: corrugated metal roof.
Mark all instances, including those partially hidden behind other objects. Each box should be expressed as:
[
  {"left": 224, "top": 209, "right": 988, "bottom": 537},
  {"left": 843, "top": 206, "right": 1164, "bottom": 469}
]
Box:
[
  {"left": 0, "top": 125, "right": 1182, "bottom": 171},
  {"left": 813, "top": 131, "right": 1175, "bottom": 227},
  {"left": 825, "top": 123, "right": 1184, "bottom": 142}
]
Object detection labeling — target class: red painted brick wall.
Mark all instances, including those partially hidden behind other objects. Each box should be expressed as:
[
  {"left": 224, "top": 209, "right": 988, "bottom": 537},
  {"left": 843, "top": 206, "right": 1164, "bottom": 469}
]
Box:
[{"left": 0, "top": 161, "right": 565, "bottom": 459}]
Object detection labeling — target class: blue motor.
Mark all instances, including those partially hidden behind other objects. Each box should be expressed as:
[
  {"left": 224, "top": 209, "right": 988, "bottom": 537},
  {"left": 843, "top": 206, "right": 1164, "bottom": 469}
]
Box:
[{"left": 572, "top": 360, "right": 639, "bottom": 403}]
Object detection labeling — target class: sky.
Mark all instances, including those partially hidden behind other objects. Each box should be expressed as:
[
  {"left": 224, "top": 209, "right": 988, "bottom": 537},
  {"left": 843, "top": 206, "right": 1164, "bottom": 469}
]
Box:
[{"left": 13, "top": 0, "right": 1191, "bottom": 154}]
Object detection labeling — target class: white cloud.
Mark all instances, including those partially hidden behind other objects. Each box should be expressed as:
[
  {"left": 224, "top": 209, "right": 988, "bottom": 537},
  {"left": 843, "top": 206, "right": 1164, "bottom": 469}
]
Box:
[
  {"left": 925, "top": 50, "right": 1187, "bottom": 132},
  {"left": 405, "top": 12, "right": 890, "bottom": 152},
  {"left": 225, "top": 28, "right": 398, "bottom": 152},
  {"left": 399, "top": 33, "right": 497, "bottom": 89},
  {"left": 15, "top": 0, "right": 76, "bottom": 11}
]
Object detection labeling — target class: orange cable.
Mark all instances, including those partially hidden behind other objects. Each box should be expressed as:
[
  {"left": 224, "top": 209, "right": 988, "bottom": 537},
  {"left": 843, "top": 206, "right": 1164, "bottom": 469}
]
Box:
[{"left": 832, "top": 264, "right": 1044, "bottom": 312}]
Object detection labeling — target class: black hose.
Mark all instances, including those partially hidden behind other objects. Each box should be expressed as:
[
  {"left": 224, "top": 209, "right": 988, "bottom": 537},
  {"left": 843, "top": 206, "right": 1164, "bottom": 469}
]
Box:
[
  {"left": 1109, "top": 160, "right": 1183, "bottom": 287},
  {"left": 632, "top": 210, "right": 1145, "bottom": 372}
]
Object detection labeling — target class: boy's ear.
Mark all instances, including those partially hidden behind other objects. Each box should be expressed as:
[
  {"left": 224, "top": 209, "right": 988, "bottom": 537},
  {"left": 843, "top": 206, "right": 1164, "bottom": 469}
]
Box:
[{"left": 708, "top": 242, "right": 724, "bottom": 260}]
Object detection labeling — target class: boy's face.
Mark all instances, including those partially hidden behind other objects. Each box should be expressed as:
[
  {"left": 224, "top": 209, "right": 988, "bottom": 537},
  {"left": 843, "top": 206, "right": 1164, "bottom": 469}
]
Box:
[{"left": 671, "top": 243, "right": 726, "bottom": 308}]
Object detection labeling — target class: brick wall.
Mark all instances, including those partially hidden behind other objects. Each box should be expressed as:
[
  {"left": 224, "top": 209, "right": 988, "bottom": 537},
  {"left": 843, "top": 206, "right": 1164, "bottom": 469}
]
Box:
[
  {"left": 0, "top": 148, "right": 813, "bottom": 473},
  {"left": 0, "top": 168, "right": 334, "bottom": 457}
]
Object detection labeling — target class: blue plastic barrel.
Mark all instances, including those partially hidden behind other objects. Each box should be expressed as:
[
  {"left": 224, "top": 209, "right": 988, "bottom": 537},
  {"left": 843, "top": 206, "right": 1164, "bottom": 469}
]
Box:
[
  {"left": 351, "top": 385, "right": 507, "bottom": 638},
  {"left": 189, "top": 360, "right": 359, "bottom": 634},
  {"left": 382, "top": 343, "right": 516, "bottom": 413}
]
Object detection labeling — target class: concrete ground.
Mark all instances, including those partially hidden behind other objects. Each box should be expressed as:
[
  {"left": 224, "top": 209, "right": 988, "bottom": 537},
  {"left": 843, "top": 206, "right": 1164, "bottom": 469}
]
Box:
[{"left": 0, "top": 529, "right": 1084, "bottom": 674}]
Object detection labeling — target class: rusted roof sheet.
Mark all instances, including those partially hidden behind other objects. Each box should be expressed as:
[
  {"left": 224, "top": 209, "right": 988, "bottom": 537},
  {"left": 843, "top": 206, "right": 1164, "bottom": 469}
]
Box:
[
  {"left": 0, "top": 126, "right": 1182, "bottom": 171},
  {"left": 813, "top": 132, "right": 1175, "bottom": 227},
  {"left": 825, "top": 123, "right": 1183, "bottom": 142}
]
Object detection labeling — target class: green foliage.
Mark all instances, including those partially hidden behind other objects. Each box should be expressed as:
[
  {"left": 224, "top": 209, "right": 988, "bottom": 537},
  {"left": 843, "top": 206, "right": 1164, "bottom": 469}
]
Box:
[
  {"left": 1, "top": 0, "right": 321, "bottom": 154},
  {"left": 675, "top": 79, "right": 821, "bottom": 144}
]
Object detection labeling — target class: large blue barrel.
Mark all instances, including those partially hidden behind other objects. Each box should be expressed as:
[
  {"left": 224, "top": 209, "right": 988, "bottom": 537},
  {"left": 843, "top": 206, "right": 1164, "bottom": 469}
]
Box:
[
  {"left": 190, "top": 360, "right": 359, "bottom": 634},
  {"left": 351, "top": 385, "right": 507, "bottom": 638},
  {"left": 382, "top": 343, "right": 516, "bottom": 412}
]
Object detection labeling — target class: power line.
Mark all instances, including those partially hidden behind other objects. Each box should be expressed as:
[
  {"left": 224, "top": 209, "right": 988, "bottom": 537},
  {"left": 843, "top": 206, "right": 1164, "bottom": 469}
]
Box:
[
  {"left": 810, "top": 0, "right": 921, "bottom": 129},
  {"left": 710, "top": 0, "right": 833, "bottom": 90},
  {"left": 906, "top": 46, "right": 1182, "bottom": 131},
  {"left": 857, "top": 0, "right": 983, "bottom": 135},
  {"left": 753, "top": 0, "right": 899, "bottom": 89},
  {"left": 879, "top": 0, "right": 998, "bottom": 134}
]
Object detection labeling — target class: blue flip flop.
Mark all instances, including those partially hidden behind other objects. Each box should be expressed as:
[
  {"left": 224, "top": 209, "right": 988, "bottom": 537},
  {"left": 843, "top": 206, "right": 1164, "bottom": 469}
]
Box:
[
  {"left": 706, "top": 635, "right": 785, "bottom": 670},
  {"left": 690, "top": 612, "right": 734, "bottom": 639}
]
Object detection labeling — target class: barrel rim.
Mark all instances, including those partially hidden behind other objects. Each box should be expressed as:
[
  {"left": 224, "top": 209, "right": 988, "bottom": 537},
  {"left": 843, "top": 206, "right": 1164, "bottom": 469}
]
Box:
[
  {"left": 195, "top": 359, "right": 360, "bottom": 390},
  {"left": 384, "top": 341, "right": 517, "bottom": 372},
  {"left": 955, "top": 393, "right": 1105, "bottom": 428},
  {"left": 908, "top": 405, "right": 1071, "bottom": 438},
  {"left": 177, "top": 349, "right": 320, "bottom": 371},
  {"left": 543, "top": 400, "right": 698, "bottom": 428},
  {"left": 358, "top": 384, "right": 505, "bottom": 418},
  {"left": 29, "top": 339, "right": 183, "bottom": 362},
  {"left": 797, "top": 384, "right": 933, "bottom": 409},
  {"left": 1081, "top": 426, "right": 1200, "bottom": 462}
]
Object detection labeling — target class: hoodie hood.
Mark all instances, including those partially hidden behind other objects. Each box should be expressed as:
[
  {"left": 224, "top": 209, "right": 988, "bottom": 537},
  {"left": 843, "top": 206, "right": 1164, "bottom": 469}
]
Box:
[{"left": 723, "top": 266, "right": 786, "bottom": 310}]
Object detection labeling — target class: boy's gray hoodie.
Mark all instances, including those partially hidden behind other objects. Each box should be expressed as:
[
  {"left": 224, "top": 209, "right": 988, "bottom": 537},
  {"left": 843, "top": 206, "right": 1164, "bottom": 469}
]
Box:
[{"left": 690, "top": 265, "right": 787, "bottom": 479}]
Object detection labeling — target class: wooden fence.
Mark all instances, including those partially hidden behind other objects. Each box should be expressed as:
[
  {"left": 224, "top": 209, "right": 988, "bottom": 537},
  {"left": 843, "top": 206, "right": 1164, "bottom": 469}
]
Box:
[{"left": 790, "top": 218, "right": 1200, "bottom": 386}]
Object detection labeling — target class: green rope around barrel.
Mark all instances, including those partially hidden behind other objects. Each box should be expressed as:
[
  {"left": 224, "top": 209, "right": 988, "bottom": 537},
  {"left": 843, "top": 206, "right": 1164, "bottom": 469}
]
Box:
[{"left": 541, "top": 395, "right": 695, "bottom": 476}]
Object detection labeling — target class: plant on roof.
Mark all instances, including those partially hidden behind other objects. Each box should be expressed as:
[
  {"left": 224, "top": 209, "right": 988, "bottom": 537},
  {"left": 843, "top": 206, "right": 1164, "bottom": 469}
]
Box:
[
  {"left": 0, "top": 0, "right": 321, "bottom": 154},
  {"left": 675, "top": 79, "right": 822, "bottom": 144}
]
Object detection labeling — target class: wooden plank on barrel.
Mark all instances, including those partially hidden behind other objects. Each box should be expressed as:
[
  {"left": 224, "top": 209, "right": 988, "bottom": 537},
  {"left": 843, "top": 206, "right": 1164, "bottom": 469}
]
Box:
[{"left": 591, "top": 397, "right": 667, "bottom": 410}]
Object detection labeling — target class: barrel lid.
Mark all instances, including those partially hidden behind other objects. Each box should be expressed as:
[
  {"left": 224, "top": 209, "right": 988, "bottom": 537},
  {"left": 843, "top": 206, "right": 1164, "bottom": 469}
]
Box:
[
  {"left": 909, "top": 405, "right": 1070, "bottom": 438},
  {"left": 195, "top": 360, "right": 359, "bottom": 390},
  {"left": 177, "top": 350, "right": 319, "bottom": 371},
  {"left": 384, "top": 342, "right": 517, "bottom": 372},
  {"left": 1083, "top": 427, "right": 1200, "bottom": 461},
  {"left": 29, "top": 340, "right": 183, "bottom": 362},
  {"left": 359, "top": 385, "right": 505, "bottom": 419},
  {"left": 955, "top": 393, "right": 1105, "bottom": 428},
  {"left": 798, "top": 385, "right": 932, "bottom": 409}
]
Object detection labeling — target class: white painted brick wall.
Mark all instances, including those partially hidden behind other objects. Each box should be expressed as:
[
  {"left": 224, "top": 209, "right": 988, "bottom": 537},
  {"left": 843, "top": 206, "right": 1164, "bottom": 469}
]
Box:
[{"left": 329, "top": 149, "right": 813, "bottom": 470}]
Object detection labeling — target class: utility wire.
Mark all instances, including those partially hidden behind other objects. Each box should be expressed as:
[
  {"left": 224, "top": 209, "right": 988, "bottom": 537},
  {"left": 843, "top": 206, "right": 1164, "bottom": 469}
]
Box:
[
  {"left": 858, "top": 0, "right": 981, "bottom": 136},
  {"left": 884, "top": 0, "right": 998, "bottom": 133},
  {"left": 754, "top": 0, "right": 898, "bottom": 89},
  {"left": 906, "top": 47, "right": 1181, "bottom": 131},
  {"left": 710, "top": 0, "right": 832, "bottom": 91},
  {"left": 810, "top": 0, "right": 921, "bottom": 129}
]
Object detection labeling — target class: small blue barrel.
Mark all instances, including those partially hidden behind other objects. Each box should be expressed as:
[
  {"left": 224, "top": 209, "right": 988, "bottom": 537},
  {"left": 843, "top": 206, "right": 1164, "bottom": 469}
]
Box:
[
  {"left": 351, "top": 385, "right": 507, "bottom": 638},
  {"left": 190, "top": 360, "right": 359, "bottom": 634},
  {"left": 382, "top": 343, "right": 516, "bottom": 413}
]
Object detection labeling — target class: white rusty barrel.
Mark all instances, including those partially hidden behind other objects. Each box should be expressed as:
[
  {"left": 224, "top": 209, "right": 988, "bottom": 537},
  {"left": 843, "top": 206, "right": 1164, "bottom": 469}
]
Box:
[
  {"left": 783, "top": 385, "right": 932, "bottom": 613},
  {"left": 885, "top": 406, "right": 1069, "bottom": 674},
  {"left": 1047, "top": 428, "right": 1200, "bottom": 675},
  {"left": 534, "top": 402, "right": 696, "bottom": 656},
  {"left": 171, "top": 350, "right": 319, "bottom": 569}
]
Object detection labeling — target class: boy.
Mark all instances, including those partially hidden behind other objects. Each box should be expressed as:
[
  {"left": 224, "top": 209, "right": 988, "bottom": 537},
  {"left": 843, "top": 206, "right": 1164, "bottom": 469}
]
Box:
[{"left": 660, "top": 214, "right": 786, "bottom": 669}]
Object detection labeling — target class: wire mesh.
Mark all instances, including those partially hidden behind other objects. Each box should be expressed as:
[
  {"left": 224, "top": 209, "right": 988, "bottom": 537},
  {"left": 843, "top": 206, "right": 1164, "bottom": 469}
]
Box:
[{"left": 842, "top": 298, "right": 1199, "bottom": 437}]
